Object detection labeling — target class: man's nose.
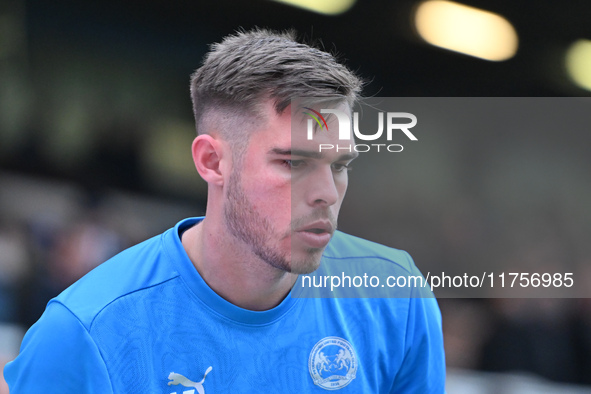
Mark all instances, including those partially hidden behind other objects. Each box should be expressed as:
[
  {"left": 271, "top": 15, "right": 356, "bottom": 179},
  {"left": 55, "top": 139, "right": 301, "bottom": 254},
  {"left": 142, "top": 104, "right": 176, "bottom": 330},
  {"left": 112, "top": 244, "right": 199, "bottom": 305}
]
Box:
[{"left": 305, "top": 166, "right": 339, "bottom": 207}]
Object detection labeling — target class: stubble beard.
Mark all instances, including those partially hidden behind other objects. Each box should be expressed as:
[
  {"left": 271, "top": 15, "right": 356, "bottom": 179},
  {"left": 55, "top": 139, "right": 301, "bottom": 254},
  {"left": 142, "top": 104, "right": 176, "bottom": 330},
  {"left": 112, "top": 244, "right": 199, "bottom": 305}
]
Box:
[{"left": 223, "top": 169, "right": 327, "bottom": 274}]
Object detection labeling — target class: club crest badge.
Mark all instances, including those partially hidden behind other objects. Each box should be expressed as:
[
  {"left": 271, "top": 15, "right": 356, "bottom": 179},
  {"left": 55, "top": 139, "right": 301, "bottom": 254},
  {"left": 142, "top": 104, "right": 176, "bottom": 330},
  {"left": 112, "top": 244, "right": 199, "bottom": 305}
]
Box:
[{"left": 308, "top": 336, "right": 358, "bottom": 390}]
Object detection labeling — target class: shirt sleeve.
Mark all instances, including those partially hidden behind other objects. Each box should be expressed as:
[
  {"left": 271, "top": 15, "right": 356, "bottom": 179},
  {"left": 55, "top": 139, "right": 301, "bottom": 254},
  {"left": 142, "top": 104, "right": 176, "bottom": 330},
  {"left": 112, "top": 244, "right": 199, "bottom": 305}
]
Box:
[
  {"left": 390, "top": 254, "right": 446, "bottom": 393},
  {"left": 4, "top": 300, "right": 114, "bottom": 393}
]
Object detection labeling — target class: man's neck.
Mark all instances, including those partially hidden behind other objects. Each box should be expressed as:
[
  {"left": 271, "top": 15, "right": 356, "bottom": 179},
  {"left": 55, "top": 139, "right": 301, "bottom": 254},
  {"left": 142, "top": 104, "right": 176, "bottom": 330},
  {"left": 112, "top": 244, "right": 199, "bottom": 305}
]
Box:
[{"left": 181, "top": 219, "right": 298, "bottom": 311}]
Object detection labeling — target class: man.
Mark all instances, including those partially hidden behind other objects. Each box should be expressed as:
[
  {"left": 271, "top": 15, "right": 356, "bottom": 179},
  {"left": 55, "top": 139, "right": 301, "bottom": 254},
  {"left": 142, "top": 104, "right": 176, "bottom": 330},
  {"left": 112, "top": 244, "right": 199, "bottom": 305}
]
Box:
[{"left": 5, "top": 29, "right": 445, "bottom": 392}]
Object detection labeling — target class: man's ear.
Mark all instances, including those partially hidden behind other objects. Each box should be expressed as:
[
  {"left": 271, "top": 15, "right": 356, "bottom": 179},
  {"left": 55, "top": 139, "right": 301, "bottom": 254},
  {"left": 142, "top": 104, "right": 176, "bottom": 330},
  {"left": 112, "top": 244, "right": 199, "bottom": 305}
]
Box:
[{"left": 191, "top": 134, "right": 228, "bottom": 186}]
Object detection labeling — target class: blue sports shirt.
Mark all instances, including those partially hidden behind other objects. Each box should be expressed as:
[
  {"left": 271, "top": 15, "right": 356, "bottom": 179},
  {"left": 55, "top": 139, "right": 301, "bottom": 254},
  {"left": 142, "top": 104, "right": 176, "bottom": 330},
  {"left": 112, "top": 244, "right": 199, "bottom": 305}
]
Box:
[{"left": 5, "top": 217, "right": 445, "bottom": 393}]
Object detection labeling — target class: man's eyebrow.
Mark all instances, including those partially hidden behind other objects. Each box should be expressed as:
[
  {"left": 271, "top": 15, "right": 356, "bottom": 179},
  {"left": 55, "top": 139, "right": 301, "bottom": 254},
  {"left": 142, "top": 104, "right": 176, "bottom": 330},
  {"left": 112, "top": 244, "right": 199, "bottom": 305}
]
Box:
[
  {"left": 269, "top": 148, "right": 322, "bottom": 159},
  {"left": 269, "top": 148, "right": 359, "bottom": 161},
  {"left": 337, "top": 151, "right": 359, "bottom": 161}
]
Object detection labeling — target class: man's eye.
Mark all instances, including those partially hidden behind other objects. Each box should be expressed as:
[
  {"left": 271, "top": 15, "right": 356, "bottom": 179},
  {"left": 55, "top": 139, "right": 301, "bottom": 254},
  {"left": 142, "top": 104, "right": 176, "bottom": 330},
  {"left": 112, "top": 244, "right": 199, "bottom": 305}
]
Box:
[
  {"left": 332, "top": 163, "right": 353, "bottom": 172},
  {"left": 284, "top": 160, "right": 305, "bottom": 169}
]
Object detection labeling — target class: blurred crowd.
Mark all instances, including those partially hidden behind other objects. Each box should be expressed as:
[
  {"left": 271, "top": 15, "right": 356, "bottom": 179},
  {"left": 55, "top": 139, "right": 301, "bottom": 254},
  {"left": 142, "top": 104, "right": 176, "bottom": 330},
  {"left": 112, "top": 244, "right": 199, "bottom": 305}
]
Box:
[
  {"left": 0, "top": 192, "right": 127, "bottom": 327},
  {"left": 0, "top": 171, "right": 198, "bottom": 391}
]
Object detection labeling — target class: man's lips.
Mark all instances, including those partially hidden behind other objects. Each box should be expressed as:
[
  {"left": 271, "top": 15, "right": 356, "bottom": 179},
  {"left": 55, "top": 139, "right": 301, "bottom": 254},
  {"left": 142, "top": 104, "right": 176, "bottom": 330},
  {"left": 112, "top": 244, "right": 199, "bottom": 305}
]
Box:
[
  {"left": 296, "top": 220, "right": 334, "bottom": 235},
  {"left": 294, "top": 221, "right": 334, "bottom": 248}
]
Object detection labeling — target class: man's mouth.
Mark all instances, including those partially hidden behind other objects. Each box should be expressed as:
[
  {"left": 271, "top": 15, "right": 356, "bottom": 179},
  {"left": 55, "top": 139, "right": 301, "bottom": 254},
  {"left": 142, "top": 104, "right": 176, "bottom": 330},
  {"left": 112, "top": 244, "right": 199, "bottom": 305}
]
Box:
[
  {"left": 297, "top": 220, "right": 334, "bottom": 235},
  {"left": 304, "top": 228, "right": 327, "bottom": 234},
  {"left": 295, "top": 221, "right": 335, "bottom": 248}
]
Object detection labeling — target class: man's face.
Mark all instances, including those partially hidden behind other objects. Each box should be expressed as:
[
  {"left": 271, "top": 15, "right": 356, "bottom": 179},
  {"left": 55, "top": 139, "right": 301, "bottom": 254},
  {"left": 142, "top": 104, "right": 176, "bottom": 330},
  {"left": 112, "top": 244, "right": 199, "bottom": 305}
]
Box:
[{"left": 223, "top": 101, "right": 357, "bottom": 274}]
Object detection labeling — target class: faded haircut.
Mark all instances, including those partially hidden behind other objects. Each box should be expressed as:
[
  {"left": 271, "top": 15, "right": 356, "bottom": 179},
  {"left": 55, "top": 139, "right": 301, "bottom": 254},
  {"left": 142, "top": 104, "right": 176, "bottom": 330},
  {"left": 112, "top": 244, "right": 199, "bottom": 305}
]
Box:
[{"left": 190, "top": 28, "right": 363, "bottom": 160}]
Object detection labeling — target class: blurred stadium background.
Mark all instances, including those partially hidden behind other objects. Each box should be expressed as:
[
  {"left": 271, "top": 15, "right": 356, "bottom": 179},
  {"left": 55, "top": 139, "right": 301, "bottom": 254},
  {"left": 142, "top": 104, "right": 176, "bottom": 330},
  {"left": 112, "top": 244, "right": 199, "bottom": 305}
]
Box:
[{"left": 1, "top": 0, "right": 591, "bottom": 392}]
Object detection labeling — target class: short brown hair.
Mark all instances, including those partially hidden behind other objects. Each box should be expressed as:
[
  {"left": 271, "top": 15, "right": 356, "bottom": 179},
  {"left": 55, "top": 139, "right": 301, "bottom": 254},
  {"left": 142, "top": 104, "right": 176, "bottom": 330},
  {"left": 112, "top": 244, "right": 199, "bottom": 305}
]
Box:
[{"left": 190, "top": 28, "right": 363, "bottom": 153}]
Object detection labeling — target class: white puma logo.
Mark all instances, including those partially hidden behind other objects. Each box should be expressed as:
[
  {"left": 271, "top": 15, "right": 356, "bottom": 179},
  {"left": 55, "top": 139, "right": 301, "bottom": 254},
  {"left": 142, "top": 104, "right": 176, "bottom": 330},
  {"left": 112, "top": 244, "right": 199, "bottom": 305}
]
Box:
[{"left": 168, "top": 366, "right": 212, "bottom": 394}]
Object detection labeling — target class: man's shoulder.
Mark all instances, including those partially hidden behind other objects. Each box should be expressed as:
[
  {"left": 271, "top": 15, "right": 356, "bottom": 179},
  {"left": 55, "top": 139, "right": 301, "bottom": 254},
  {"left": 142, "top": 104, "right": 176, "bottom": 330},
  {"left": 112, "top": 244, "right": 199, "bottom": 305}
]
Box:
[
  {"left": 53, "top": 227, "right": 179, "bottom": 330},
  {"left": 324, "top": 230, "right": 416, "bottom": 274}
]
